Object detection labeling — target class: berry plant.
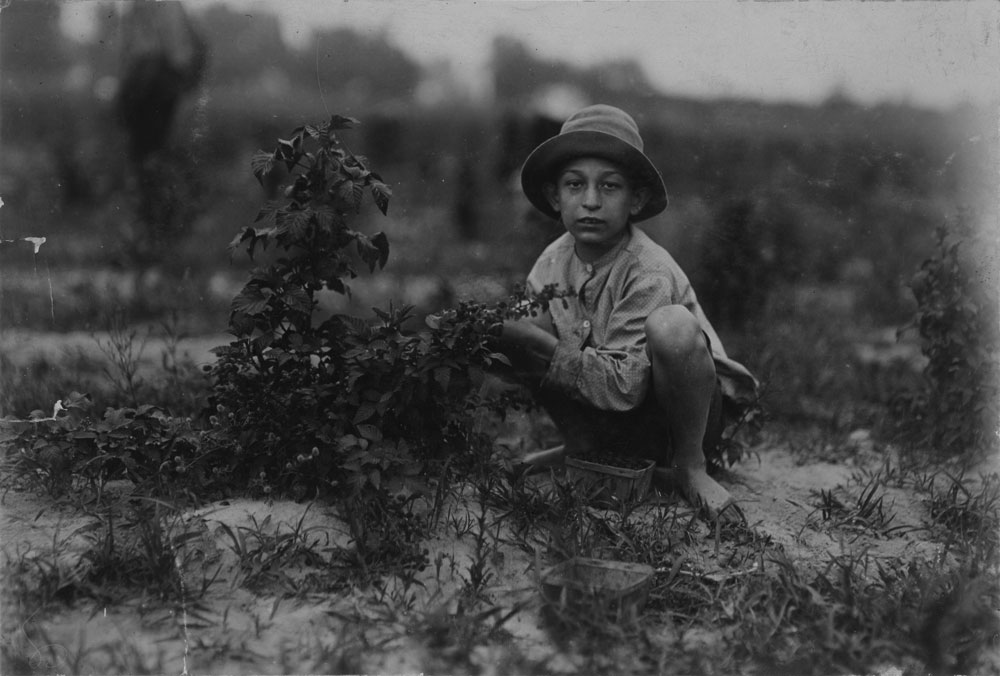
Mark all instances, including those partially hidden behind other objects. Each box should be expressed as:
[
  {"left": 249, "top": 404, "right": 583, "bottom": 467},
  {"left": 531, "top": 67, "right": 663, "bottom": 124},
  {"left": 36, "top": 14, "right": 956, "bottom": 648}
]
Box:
[
  {"left": 900, "top": 213, "right": 999, "bottom": 456},
  {"left": 205, "top": 115, "right": 566, "bottom": 568}
]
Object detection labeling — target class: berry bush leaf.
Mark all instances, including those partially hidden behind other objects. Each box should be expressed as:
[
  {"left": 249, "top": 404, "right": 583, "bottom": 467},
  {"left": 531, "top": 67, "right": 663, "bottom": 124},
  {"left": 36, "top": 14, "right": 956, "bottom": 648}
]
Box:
[
  {"left": 371, "top": 178, "right": 392, "bottom": 216},
  {"left": 357, "top": 424, "right": 383, "bottom": 442},
  {"left": 329, "top": 114, "right": 360, "bottom": 131},
  {"left": 251, "top": 150, "right": 276, "bottom": 185}
]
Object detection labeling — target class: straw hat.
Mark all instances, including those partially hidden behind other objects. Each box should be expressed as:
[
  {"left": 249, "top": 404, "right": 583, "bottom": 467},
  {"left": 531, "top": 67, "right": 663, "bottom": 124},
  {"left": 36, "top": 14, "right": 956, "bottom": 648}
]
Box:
[{"left": 520, "top": 104, "right": 668, "bottom": 223}]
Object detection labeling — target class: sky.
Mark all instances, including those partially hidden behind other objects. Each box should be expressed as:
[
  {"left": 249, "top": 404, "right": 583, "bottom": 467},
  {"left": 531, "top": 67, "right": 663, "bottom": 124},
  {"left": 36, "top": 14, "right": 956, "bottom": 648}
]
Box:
[{"left": 61, "top": 0, "right": 1000, "bottom": 110}]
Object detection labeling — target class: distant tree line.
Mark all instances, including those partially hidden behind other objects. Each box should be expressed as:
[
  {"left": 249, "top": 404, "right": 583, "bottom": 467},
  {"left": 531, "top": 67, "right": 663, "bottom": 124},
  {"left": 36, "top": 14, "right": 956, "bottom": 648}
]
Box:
[{"left": 1, "top": 1, "right": 981, "bottom": 327}]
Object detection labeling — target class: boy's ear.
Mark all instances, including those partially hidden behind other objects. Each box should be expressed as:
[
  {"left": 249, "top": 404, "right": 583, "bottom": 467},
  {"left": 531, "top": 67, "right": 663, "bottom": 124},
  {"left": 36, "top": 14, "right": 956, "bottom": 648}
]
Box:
[
  {"left": 543, "top": 183, "right": 560, "bottom": 212},
  {"left": 630, "top": 187, "right": 650, "bottom": 216}
]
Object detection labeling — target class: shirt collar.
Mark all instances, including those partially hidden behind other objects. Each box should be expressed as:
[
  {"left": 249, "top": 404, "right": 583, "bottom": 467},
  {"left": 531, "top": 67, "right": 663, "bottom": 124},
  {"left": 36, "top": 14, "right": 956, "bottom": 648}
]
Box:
[{"left": 574, "top": 225, "right": 633, "bottom": 271}]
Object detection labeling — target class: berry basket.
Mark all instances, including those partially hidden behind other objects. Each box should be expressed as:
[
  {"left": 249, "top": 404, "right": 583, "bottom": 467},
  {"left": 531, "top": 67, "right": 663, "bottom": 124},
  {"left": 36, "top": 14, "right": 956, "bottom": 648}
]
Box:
[
  {"left": 540, "top": 557, "right": 654, "bottom": 622},
  {"left": 565, "top": 455, "right": 655, "bottom": 507}
]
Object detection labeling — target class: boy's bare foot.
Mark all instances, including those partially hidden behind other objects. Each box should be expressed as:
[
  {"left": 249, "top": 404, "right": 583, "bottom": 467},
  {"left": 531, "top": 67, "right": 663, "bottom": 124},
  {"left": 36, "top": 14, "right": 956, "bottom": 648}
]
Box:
[{"left": 653, "top": 466, "right": 745, "bottom": 524}]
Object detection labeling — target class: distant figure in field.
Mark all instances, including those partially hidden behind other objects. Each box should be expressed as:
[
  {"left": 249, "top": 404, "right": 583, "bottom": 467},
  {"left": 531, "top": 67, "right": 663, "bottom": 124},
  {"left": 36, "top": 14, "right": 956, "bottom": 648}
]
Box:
[
  {"left": 117, "top": 1, "right": 207, "bottom": 163},
  {"left": 115, "top": 1, "right": 207, "bottom": 266}
]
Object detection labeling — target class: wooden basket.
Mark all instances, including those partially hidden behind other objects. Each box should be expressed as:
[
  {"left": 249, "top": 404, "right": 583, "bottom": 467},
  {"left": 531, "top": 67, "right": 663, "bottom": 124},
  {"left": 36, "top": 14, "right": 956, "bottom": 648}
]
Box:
[
  {"left": 565, "top": 456, "right": 655, "bottom": 507},
  {"left": 540, "top": 557, "right": 654, "bottom": 622}
]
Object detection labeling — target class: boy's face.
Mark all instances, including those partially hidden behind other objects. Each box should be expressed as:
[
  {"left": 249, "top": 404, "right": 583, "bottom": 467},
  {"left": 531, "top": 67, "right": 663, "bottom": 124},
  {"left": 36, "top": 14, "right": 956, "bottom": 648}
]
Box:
[{"left": 544, "top": 157, "right": 649, "bottom": 261}]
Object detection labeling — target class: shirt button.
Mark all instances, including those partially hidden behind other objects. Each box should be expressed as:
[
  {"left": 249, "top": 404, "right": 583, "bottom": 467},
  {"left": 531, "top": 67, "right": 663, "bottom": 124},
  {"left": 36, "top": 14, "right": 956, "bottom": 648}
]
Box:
[
  {"left": 582, "top": 320, "right": 591, "bottom": 329},
  {"left": 585, "top": 264, "right": 594, "bottom": 274}
]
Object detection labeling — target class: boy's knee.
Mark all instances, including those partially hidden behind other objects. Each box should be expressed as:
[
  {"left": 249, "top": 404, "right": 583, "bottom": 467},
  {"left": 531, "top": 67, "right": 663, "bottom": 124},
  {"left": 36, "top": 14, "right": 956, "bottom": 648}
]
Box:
[{"left": 644, "top": 306, "right": 709, "bottom": 362}]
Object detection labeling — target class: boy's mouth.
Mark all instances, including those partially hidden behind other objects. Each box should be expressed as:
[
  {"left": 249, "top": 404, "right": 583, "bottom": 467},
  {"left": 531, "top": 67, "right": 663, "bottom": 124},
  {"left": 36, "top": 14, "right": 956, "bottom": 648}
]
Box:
[{"left": 577, "top": 217, "right": 604, "bottom": 225}]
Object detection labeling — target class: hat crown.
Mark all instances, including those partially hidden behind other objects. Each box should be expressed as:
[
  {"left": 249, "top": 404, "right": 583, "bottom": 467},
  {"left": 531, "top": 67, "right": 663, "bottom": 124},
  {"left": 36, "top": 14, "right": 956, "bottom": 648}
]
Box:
[{"left": 561, "top": 105, "right": 644, "bottom": 152}]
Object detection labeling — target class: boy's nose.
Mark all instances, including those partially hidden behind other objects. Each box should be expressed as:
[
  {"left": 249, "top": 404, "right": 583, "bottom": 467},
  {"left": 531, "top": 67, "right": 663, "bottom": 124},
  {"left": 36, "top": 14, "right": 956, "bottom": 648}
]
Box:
[{"left": 583, "top": 185, "right": 601, "bottom": 209}]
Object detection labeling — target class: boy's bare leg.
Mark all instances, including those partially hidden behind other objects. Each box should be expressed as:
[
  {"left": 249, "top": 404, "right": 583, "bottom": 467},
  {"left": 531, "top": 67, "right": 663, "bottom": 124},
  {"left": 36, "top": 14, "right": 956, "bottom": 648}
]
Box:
[{"left": 645, "top": 305, "right": 740, "bottom": 521}]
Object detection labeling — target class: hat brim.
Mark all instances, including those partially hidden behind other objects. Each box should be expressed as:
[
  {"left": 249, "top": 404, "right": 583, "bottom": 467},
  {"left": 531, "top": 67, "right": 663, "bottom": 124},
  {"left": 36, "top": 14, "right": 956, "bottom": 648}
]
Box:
[{"left": 520, "top": 130, "right": 668, "bottom": 223}]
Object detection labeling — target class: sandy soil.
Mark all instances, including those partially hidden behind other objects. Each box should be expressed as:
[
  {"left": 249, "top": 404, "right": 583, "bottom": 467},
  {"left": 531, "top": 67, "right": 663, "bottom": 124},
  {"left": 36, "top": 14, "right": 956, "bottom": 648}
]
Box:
[
  {"left": 2, "top": 330, "right": 997, "bottom": 675},
  {"left": 4, "top": 434, "right": 996, "bottom": 675}
]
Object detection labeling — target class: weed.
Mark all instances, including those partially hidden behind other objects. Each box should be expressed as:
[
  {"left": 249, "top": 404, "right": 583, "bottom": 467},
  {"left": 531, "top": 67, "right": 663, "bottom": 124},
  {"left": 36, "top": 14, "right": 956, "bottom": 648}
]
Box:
[
  {"left": 401, "top": 590, "right": 526, "bottom": 674},
  {"left": 923, "top": 471, "right": 1000, "bottom": 556},
  {"left": 146, "top": 309, "right": 212, "bottom": 416},
  {"left": 810, "top": 474, "right": 902, "bottom": 536},
  {"left": 485, "top": 464, "right": 564, "bottom": 542},
  {"left": 74, "top": 498, "right": 218, "bottom": 605},
  {"left": 458, "top": 477, "right": 502, "bottom": 603},
  {"left": 1, "top": 500, "right": 218, "bottom": 675},
  {"left": 645, "top": 557, "right": 714, "bottom": 626},
  {"left": 215, "top": 503, "right": 328, "bottom": 592},
  {"left": 3, "top": 537, "right": 87, "bottom": 619},
  {"left": 539, "top": 478, "right": 613, "bottom": 561},
  {"left": 340, "top": 489, "right": 431, "bottom": 583},
  {"left": 95, "top": 309, "right": 149, "bottom": 408}
]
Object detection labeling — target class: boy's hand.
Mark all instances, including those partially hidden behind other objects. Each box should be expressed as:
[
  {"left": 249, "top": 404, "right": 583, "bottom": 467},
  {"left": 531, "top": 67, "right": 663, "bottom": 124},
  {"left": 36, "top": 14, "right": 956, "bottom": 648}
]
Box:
[
  {"left": 500, "top": 317, "right": 554, "bottom": 345},
  {"left": 499, "top": 317, "right": 558, "bottom": 379}
]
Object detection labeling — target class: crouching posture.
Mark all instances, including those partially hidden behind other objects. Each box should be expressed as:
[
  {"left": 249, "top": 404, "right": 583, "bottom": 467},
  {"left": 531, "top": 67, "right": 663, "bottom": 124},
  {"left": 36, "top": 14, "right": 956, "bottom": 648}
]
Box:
[{"left": 499, "top": 104, "right": 759, "bottom": 522}]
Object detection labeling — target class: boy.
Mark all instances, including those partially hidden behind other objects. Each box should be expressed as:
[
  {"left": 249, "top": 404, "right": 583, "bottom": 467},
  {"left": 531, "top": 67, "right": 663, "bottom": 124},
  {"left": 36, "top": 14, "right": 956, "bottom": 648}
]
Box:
[{"left": 500, "top": 104, "right": 758, "bottom": 522}]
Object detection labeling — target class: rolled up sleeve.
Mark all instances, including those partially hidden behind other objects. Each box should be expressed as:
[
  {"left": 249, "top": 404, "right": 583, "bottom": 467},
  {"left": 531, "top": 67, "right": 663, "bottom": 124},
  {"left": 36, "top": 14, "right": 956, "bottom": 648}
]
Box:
[{"left": 537, "top": 274, "right": 666, "bottom": 411}]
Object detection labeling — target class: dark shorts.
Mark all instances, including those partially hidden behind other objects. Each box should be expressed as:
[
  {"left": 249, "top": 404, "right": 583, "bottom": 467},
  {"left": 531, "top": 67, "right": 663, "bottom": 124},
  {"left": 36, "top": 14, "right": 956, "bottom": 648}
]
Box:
[
  {"left": 537, "top": 379, "right": 726, "bottom": 466},
  {"left": 502, "top": 320, "right": 730, "bottom": 465}
]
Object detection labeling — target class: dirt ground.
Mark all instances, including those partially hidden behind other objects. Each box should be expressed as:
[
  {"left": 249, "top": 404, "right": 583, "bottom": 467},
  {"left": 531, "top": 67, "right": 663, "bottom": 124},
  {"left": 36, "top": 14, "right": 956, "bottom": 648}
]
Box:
[
  {"left": 3, "top": 434, "right": 997, "bottom": 675},
  {"left": 2, "top": 330, "right": 998, "bottom": 675}
]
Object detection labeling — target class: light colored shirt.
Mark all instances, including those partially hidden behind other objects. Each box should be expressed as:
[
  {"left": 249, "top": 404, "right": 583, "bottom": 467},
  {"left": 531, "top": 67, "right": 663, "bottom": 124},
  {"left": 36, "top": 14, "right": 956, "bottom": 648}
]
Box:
[{"left": 526, "top": 225, "right": 758, "bottom": 412}]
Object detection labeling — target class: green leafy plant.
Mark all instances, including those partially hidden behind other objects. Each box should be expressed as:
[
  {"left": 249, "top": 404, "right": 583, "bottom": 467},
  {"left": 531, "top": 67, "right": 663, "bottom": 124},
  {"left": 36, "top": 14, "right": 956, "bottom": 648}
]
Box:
[
  {"left": 810, "top": 482, "right": 899, "bottom": 536},
  {"left": 206, "top": 116, "right": 570, "bottom": 579},
  {"left": 215, "top": 505, "right": 327, "bottom": 592},
  {"left": 899, "top": 213, "right": 1000, "bottom": 456},
  {"left": 923, "top": 471, "right": 1000, "bottom": 555},
  {"left": 809, "top": 470, "right": 910, "bottom": 537},
  {"left": 405, "top": 600, "right": 523, "bottom": 672},
  {"left": 1, "top": 393, "right": 206, "bottom": 502},
  {"left": 95, "top": 309, "right": 149, "bottom": 407},
  {"left": 75, "top": 499, "right": 218, "bottom": 607}
]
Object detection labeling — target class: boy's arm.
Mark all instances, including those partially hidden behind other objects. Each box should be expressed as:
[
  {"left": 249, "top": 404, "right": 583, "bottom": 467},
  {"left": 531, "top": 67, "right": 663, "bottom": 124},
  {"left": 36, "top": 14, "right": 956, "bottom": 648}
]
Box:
[
  {"left": 518, "top": 246, "right": 670, "bottom": 411},
  {"left": 542, "top": 274, "right": 676, "bottom": 411},
  {"left": 499, "top": 316, "right": 558, "bottom": 382},
  {"left": 543, "top": 319, "right": 651, "bottom": 411}
]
